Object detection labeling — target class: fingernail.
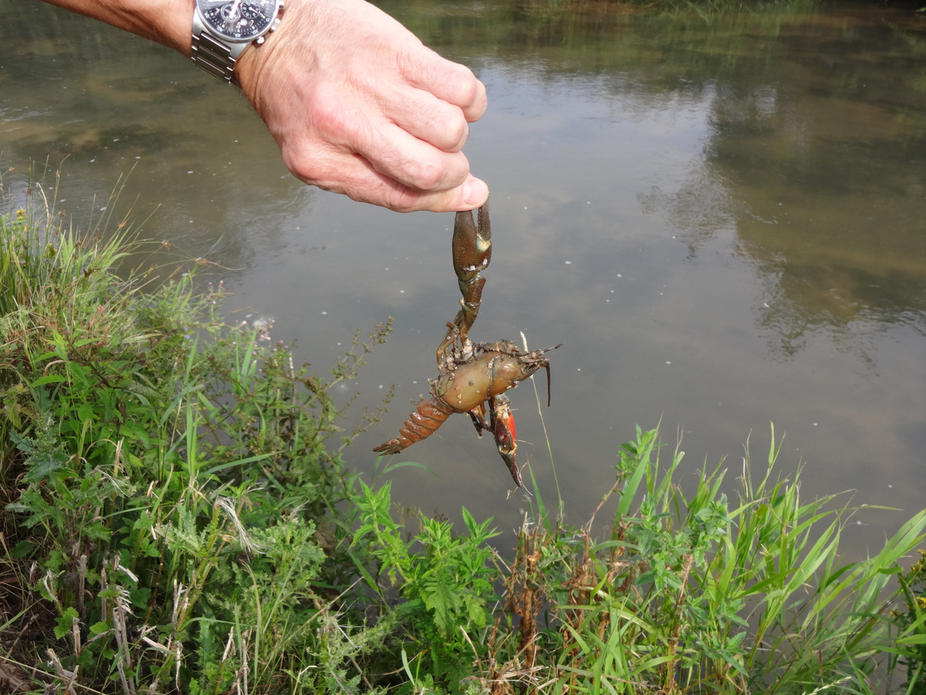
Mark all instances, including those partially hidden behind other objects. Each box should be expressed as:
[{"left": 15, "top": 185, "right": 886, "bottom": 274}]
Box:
[{"left": 462, "top": 177, "right": 489, "bottom": 208}]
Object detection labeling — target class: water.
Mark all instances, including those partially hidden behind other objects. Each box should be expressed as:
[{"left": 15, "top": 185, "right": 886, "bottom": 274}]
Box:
[{"left": 2, "top": 1, "right": 924, "bottom": 558}]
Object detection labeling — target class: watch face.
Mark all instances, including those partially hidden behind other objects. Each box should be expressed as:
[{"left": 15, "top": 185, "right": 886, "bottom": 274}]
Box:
[{"left": 196, "top": 0, "right": 281, "bottom": 42}]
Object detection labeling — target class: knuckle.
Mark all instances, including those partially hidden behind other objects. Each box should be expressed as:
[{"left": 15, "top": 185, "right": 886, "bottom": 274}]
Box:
[
  {"left": 311, "top": 95, "right": 351, "bottom": 136},
  {"left": 305, "top": 81, "right": 365, "bottom": 143},
  {"left": 382, "top": 188, "right": 420, "bottom": 213},
  {"left": 454, "top": 70, "right": 480, "bottom": 104},
  {"left": 444, "top": 115, "right": 469, "bottom": 150},
  {"left": 448, "top": 67, "right": 484, "bottom": 111},
  {"left": 406, "top": 154, "right": 446, "bottom": 191},
  {"left": 284, "top": 144, "right": 333, "bottom": 187}
]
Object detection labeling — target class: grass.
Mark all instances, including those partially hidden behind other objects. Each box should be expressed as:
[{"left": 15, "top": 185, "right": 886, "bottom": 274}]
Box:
[{"left": 1, "top": 175, "right": 925, "bottom": 693}]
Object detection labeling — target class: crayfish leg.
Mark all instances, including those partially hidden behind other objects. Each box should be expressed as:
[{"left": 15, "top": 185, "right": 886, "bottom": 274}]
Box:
[{"left": 468, "top": 402, "right": 491, "bottom": 438}]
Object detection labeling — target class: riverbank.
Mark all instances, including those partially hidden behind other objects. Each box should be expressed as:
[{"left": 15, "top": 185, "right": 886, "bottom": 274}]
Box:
[{"left": 1, "top": 190, "right": 925, "bottom": 693}]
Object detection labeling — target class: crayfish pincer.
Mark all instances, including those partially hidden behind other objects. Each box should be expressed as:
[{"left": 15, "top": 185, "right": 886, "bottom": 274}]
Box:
[{"left": 373, "top": 199, "right": 561, "bottom": 489}]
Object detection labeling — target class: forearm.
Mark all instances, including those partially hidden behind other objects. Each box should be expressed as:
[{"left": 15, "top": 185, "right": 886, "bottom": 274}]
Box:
[{"left": 39, "top": 0, "right": 194, "bottom": 54}]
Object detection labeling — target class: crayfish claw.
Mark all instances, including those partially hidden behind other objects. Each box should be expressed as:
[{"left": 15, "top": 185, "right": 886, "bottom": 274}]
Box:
[
  {"left": 489, "top": 396, "right": 522, "bottom": 488},
  {"left": 450, "top": 199, "right": 492, "bottom": 345},
  {"left": 500, "top": 451, "right": 523, "bottom": 489}
]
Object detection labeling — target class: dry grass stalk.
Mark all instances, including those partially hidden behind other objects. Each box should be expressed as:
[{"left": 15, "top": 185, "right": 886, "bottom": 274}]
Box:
[
  {"left": 663, "top": 553, "right": 694, "bottom": 692},
  {"left": 507, "top": 518, "right": 545, "bottom": 670},
  {"left": 0, "top": 658, "right": 30, "bottom": 693},
  {"left": 46, "top": 648, "right": 79, "bottom": 693},
  {"left": 101, "top": 559, "right": 137, "bottom": 695}
]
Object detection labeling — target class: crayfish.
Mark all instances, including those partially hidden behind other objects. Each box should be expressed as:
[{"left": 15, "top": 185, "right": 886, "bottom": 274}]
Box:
[{"left": 373, "top": 199, "right": 560, "bottom": 488}]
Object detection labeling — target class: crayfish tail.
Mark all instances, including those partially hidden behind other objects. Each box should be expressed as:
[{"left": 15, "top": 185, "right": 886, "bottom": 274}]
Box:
[
  {"left": 372, "top": 441, "right": 401, "bottom": 455},
  {"left": 372, "top": 397, "right": 452, "bottom": 454}
]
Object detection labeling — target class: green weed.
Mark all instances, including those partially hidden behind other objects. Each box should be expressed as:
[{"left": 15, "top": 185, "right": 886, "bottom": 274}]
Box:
[
  {"left": 0, "top": 181, "right": 394, "bottom": 693},
  {"left": 351, "top": 480, "right": 501, "bottom": 688},
  {"left": 467, "top": 425, "right": 926, "bottom": 694},
  {"left": 890, "top": 549, "right": 926, "bottom": 693}
]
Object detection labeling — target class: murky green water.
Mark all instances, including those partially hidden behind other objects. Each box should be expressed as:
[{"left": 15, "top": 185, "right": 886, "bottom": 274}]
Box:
[{"left": 2, "top": 1, "right": 924, "bottom": 556}]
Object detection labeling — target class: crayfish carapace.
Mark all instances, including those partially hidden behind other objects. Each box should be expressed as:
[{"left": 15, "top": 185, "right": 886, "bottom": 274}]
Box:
[{"left": 373, "top": 199, "right": 560, "bottom": 488}]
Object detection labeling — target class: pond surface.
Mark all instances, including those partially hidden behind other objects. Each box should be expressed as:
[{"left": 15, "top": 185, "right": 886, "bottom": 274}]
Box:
[{"left": 2, "top": 1, "right": 924, "bottom": 557}]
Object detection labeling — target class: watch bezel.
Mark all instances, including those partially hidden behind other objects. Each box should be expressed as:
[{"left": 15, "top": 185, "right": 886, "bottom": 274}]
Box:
[{"left": 194, "top": 0, "right": 283, "bottom": 44}]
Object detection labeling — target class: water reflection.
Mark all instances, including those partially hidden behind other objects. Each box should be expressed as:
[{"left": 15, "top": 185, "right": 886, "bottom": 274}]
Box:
[
  {"left": 650, "top": 76, "right": 926, "bottom": 357},
  {"left": 2, "top": 1, "right": 924, "bottom": 556},
  {"left": 694, "top": 40, "right": 924, "bottom": 356}
]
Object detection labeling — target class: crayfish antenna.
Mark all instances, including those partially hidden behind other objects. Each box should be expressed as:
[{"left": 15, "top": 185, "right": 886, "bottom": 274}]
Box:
[
  {"left": 545, "top": 363, "right": 552, "bottom": 407},
  {"left": 543, "top": 344, "right": 563, "bottom": 407}
]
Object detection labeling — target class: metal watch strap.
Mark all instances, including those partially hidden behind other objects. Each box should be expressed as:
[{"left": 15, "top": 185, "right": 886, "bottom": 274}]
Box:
[
  {"left": 191, "top": 1, "right": 284, "bottom": 84},
  {"left": 191, "top": 32, "right": 238, "bottom": 82}
]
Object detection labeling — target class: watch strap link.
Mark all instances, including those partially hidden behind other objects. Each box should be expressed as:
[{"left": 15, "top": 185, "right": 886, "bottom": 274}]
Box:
[
  {"left": 191, "top": 1, "right": 283, "bottom": 84},
  {"left": 192, "top": 32, "right": 238, "bottom": 82}
]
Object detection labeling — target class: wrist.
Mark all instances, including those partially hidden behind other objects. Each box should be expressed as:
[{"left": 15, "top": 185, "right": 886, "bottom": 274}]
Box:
[
  {"left": 151, "top": 0, "right": 197, "bottom": 55},
  {"left": 234, "top": 0, "right": 303, "bottom": 97}
]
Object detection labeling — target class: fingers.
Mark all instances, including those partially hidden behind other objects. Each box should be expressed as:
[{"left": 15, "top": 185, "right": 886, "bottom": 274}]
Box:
[
  {"left": 355, "top": 172, "right": 489, "bottom": 213},
  {"left": 399, "top": 45, "right": 488, "bottom": 123},
  {"left": 324, "top": 89, "right": 487, "bottom": 210},
  {"left": 305, "top": 107, "right": 489, "bottom": 211},
  {"left": 357, "top": 43, "right": 484, "bottom": 153},
  {"left": 355, "top": 119, "right": 471, "bottom": 192},
  {"left": 285, "top": 140, "right": 488, "bottom": 212},
  {"left": 299, "top": 81, "right": 469, "bottom": 192},
  {"left": 382, "top": 87, "right": 471, "bottom": 153}
]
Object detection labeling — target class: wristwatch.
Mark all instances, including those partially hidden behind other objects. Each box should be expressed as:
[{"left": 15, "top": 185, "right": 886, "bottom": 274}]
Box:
[{"left": 191, "top": 0, "right": 285, "bottom": 83}]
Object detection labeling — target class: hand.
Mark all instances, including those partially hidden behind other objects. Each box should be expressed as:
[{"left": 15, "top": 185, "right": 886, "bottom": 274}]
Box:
[{"left": 236, "top": 0, "right": 489, "bottom": 212}]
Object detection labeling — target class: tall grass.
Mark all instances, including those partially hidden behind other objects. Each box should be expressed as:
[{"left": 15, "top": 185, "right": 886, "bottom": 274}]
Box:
[
  {"left": 1, "top": 177, "right": 924, "bottom": 693},
  {"left": 350, "top": 425, "right": 925, "bottom": 693}
]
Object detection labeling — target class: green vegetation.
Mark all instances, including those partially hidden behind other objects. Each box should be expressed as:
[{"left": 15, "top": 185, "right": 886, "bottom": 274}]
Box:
[
  {"left": 891, "top": 551, "right": 926, "bottom": 693},
  {"left": 0, "top": 178, "right": 396, "bottom": 692},
  {"left": 2, "top": 180, "right": 925, "bottom": 693}
]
